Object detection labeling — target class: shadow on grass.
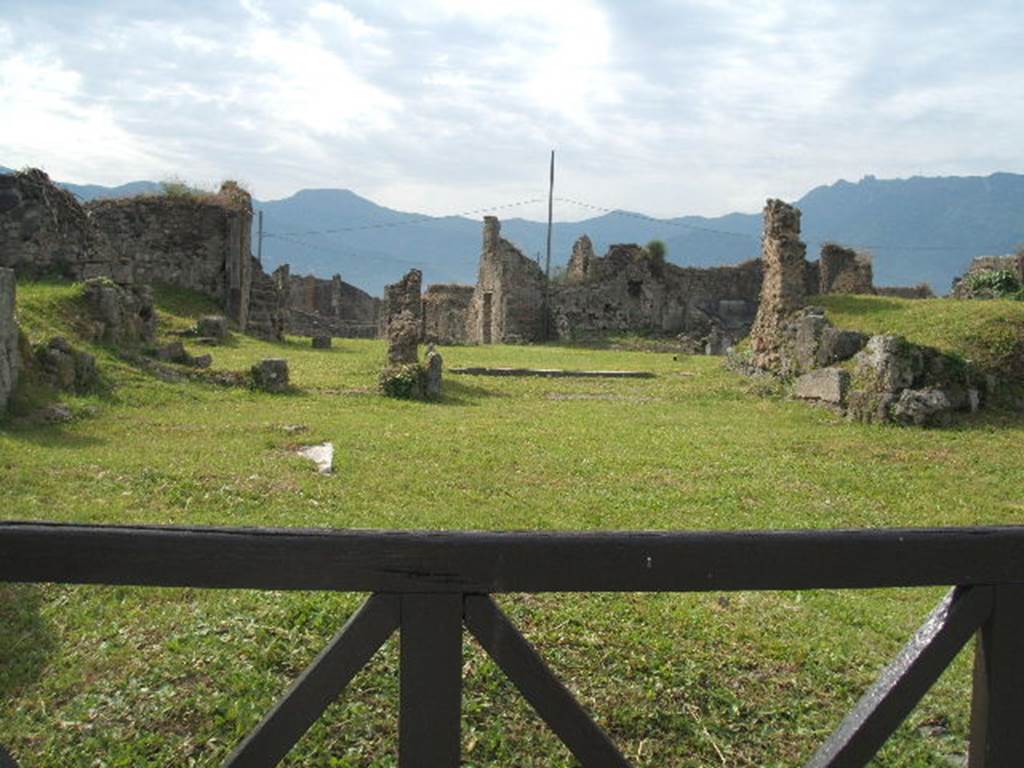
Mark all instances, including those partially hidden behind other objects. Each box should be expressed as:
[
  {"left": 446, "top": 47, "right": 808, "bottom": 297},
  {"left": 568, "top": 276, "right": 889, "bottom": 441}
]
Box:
[
  {"left": 1, "top": 423, "right": 107, "bottom": 449},
  {"left": 436, "top": 379, "right": 506, "bottom": 406},
  {"left": 0, "top": 585, "right": 58, "bottom": 700},
  {"left": 814, "top": 294, "right": 910, "bottom": 316}
]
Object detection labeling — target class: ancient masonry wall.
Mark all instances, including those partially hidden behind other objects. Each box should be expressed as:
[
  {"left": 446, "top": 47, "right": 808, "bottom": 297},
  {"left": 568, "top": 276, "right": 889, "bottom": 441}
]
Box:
[
  {"left": 85, "top": 181, "right": 254, "bottom": 328},
  {"left": 0, "top": 268, "right": 20, "bottom": 412},
  {"left": 750, "top": 199, "right": 808, "bottom": 369},
  {"left": 423, "top": 284, "right": 474, "bottom": 344},
  {"left": 380, "top": 269, "right": 423, "bottom": 339},
  {"left": 276, "top": 268, "right": 380, "bottom": 338},
  {"left": 0, "top": 169, "right": 285, "bottom": 339},
  {"left": 0, "top": 169, "right": 103, "bottom": 280},
  {"left": 818, "top": 243, "right": 874, "bottom": 295},
  {"left": 467, "top": 217, "right": 548, "bottom": 343},
  {"left": 550, "top": 242, "right": 762, "bottom": 340}
]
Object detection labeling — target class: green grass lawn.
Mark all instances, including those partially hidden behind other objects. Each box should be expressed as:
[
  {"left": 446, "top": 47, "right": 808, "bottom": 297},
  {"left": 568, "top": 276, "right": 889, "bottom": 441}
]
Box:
[{"left": 2, "top": 284, "right": 1022, "bottom": 766}]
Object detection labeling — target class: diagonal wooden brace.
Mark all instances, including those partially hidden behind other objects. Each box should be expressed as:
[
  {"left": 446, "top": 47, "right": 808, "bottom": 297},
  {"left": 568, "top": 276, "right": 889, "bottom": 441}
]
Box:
[
  {"left": 464, "top": 594, "right": 633, "bottom": 768},
  {"left": 223, "top": 593, "right": 399, "bottom": 768},
  {"left": 805, "top": 586, "right": 993, "bottom": 768}
]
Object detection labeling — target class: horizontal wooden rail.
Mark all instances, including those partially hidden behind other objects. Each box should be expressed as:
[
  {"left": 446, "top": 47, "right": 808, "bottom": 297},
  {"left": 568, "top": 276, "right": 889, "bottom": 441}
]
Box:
[{"left": 2, "top": 521, "right": 1024, "bottom": 593}]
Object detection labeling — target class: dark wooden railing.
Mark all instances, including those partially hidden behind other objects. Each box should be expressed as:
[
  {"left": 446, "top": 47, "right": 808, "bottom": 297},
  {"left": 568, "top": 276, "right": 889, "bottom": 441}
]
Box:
[{"left": 1, "top": 522, "right": 1023, "bottom": 767}]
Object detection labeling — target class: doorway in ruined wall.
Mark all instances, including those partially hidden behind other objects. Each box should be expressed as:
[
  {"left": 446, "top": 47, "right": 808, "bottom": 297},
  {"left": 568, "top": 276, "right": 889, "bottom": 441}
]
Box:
[{"left": 482, "top": 292, "right": 493, "bottom": 344}]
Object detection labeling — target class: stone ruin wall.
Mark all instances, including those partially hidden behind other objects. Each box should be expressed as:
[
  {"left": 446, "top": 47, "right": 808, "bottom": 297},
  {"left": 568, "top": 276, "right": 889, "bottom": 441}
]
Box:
[
  {"left": 749, "top": 199, "right": 808, "bottom": 370},
  {"left": 467, "top": 217, "right": 548, "bottom": 343},
  {"left": 551, "top": 239, "right": 762, "bottom": 341},
  {"left": 952, "top": 253, "right": 1024, "bottom": 298},
  {"left": 0, "top": 268, "right": 20, "bottom": 412},
  {"left": 86, "top": 183, "right": 254, "bottom": 328},
  {"left": 0, "top": 169, "right": 103, "bottom": 280},
  {"left": 0, "top": 169, "right": 285, "bottom": 339},
  {"left": 423, "top": 284, "right": 474, "bottom": 344},
  {"left": 276, "top": 267, "right": 380, "bottom": 338},
  {"left": 818, "top": 243, "right": 874, "bottom": 295}
]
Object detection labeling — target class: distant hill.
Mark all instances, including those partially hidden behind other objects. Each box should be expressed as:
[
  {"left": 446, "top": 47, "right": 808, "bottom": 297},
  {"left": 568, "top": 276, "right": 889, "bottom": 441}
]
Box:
[{"left": 5, "top": 165, "right": 1022, "bottom": 295}]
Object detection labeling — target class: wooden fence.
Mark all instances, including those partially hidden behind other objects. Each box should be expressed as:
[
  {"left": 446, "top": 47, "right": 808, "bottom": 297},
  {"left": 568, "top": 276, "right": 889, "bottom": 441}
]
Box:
[{"left": 1, "top": 521, "right": 1023, "bottom": 767}]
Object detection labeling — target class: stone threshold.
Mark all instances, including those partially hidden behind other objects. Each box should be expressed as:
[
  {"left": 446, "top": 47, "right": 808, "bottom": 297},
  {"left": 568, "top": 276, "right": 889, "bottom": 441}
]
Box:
[{"left": 449, "top": 367, "right": 655, "bottom": 379}]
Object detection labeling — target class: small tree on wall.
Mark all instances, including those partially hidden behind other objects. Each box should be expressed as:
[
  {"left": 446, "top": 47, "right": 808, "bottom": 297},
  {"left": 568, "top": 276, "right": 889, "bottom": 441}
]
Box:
[
  {"left": 646, "top": 240, "right": 667, "bottom": 263},
  {"left": 646, "top": 240, "right": 667, "bottom": 276}
]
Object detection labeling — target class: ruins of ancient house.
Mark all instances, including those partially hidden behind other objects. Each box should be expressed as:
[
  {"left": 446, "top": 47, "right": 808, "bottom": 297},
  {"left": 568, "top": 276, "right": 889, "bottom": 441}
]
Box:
[
  {"left": 550, "top": 244, "right": 762, "bottom": 343},
  {"left": 454, "top": 217, "right": 762, "bottom": 346},
  {"left": 274, "top": 267, "right": 380, "bottom": 339},
  {"left": 0, "top": 169, "right": 285, "bottom": 340},
  {"left": 466, "top": 217, "right": 548, "bottom": 344}
]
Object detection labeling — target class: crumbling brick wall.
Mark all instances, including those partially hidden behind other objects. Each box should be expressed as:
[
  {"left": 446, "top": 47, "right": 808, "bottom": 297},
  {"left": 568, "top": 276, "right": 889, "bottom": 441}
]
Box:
[
  {"left": 750, "top": 199, "right": 808, "bottom": 370},
  {"left": 0, "top": 268, "right": 20, "bottom": 413},
  {"left": 468, "top": 217, "right": 548, "bottom": 343},
  {"left": 423, "top": 284, "right": 474, "bottom": 344},
  {"left": 819, "top": 243, "right": 874, "bottom": 294},
  {"left": 380, "top": 269, "right": 423, "bottom": 338}
]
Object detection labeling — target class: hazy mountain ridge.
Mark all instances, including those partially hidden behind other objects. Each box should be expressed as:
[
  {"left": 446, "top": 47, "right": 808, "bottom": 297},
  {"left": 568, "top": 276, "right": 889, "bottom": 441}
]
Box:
[{"left": 5, "top": 165, "right": 1022, "bottom": 295}]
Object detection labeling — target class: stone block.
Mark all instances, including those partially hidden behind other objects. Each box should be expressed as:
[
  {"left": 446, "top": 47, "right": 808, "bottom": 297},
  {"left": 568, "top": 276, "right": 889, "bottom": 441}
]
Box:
[
  {"left": 424, "top": 345, "right": 443, "bottom": 400},
  {"left": 854, "top": 335, "right": 922, "bottom": 392},
  {"left": 794, "top": 367, "right": 849, "bottom": 405},
  {"left": 197, "top": 315, "right": 229, "bottom": 340},
  {"left": 251, "top": 358, "right": 289, "bottom": 392},
  {"left": 312, "top": 335, "right": 332, "bottom": 349},
  {"left": 890, "top": 387, "right": 954, "bottom": 427}
]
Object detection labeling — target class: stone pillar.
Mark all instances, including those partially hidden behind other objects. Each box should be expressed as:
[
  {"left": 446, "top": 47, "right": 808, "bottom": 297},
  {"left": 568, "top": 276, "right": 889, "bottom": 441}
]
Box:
[
  {"left": 567, "top": 235, "right": 594, "bottom": 282},
  {"left": 0, "top": 268, "right": 21, "bottom": 413},
  {"left": 483, "top": 216, "right": 501, "bottom": 253},
  {"left": 220, "top": 181, "right": 253, "bottom": 331},
  {"left": 750, "top": 199, "right": 807, "bottom": 370},
  {"left": 383, "top": 269, "right": 423, "bottom": 363}
]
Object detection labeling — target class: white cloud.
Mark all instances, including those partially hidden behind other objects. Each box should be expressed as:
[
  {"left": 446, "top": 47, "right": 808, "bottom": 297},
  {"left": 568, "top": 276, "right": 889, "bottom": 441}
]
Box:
[{"left": 0, "top": 0, "right": 1023, "bottom": 216}]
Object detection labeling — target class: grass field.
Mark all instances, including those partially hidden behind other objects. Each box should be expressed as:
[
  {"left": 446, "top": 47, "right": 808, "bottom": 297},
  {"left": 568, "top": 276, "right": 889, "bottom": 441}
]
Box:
[{"left": 1, "top": 284, "right": 1022, "bottom": 766}]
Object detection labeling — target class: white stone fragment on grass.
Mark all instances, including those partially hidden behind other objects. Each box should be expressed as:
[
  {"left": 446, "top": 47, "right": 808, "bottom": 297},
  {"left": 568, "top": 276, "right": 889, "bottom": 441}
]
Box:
[{"left": 296, "top": 442, "right": 334, "bottom": 475}]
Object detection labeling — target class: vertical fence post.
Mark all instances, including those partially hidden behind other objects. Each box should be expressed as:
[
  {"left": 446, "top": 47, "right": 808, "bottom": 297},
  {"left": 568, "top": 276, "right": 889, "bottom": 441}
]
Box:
[
  {"left": 399, "top": 593, "right": 463, "bottom": 768},
  {"left": 968, "top": 584, "right": 1024, "bottom": 767}
]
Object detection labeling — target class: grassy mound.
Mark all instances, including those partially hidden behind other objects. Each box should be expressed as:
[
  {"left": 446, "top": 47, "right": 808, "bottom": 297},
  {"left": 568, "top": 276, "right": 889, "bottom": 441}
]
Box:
[
  {"left": 1, "top": 281, "right": 1023, "bottom": 765},
  {"left": 818, "top": 294, "right": 1024, "bottom": 381}
]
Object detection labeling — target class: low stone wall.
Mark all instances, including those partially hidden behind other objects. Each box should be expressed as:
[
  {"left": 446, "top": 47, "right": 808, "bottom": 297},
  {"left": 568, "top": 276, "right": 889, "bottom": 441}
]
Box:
[
  {"left": 423, "top": 284, "right": 474, "bottom": 344},
  {"left": 0, "top": 268, "right": 20, "bottom": 413},
  {"left": 875, "top": 284, "right": 935, "bottom": 299}
]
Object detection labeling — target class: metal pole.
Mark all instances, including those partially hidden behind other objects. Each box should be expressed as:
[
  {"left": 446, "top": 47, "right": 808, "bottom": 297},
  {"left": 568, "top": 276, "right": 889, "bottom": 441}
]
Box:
[
  {"left": 543, "top": 150, "right": 554, "bottom": 339},
  {"left": 256, "top": 209, "right": 263, "bottom": 265}
]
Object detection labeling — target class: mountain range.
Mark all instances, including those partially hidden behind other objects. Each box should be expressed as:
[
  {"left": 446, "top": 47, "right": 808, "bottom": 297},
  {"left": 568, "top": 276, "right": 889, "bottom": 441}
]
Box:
[{"left": 4, "top": 165, "right": 1022, "bottom": 296}]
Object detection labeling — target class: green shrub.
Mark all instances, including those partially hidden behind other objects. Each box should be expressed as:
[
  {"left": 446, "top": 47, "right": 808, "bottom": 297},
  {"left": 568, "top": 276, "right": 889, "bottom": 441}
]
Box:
[
  {"left": 379, "top": 363, "right": 425, "bottom": 399},
  {"left": 964, "top": 269, "right": 1022, "bottom": 299}
]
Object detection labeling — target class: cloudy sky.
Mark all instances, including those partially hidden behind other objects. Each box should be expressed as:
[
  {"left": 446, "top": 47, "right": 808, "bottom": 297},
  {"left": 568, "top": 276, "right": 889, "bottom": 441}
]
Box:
[{"left": 2, "top": 1, "right": 1022, "bottom": 219}]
